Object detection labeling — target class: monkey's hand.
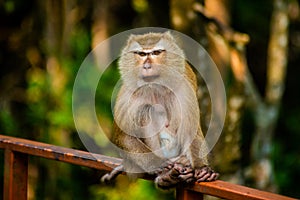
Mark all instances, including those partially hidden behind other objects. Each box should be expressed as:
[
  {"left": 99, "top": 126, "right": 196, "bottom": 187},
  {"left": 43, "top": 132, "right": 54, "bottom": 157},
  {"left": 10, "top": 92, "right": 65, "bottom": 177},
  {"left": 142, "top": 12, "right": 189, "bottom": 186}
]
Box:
[
  {"left": 194, "top": 166, "right": 219, "bottom": 182},
  {"left": 155, "top": 163, "right": 194, "bottom": 189},
  {"left": 153, "top": 160, "right": 175, "bottom": 175},
  {"left": 153, "top": 157, "right": 190, "bottom": 176}
]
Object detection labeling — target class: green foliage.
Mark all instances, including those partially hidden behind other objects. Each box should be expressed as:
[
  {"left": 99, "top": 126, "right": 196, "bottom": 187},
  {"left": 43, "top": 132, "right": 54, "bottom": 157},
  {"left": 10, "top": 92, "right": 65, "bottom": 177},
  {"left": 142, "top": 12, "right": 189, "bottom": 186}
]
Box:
[
  {"left": 272, "top": 139, "right": 300, "bottom": 197},
  {"left": 0, "top": 108, "right": 18, "bottom": 134},
  {"left": 96, "top": 61, "right": 120, "bottom": 120},
  {"left": 90, "top": 178, "right": 174, "bottom": 200}
]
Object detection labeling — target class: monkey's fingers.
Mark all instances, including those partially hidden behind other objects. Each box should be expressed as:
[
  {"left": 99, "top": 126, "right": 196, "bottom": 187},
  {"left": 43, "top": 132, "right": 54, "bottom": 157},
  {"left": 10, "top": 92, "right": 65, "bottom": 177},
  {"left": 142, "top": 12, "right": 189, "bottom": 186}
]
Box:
[
  {"left": 207, "top": 172, "right": 219, "bottom": 181},
  {"left": 155, "top": 163, "right": 197, "bottom": 189},
  {"left": 178, "top": 173, "right": 194, "bottom": 182},
  {"left": 155, "top": 163, "right": 186, "bottom": 189},
  {"left": 194, "top": 166, "right": 219, "bottom": 182},
  {"left": 163, "top": 160, "right": 175, "bottom": 170},
  {"left": 173, "top": 163, "right": 192, "bottom": 174},
  {"left": 169, "top": 165, "right": 181, "bottom": 178},
  {"left": 173, "top": 163, "right": 194, "bottom": 183},
  {"left": 154, "top": 161, "right": 175, "bottom": 176},
  {"left": 170, "top": 163, "right": 194, "bottom": 184}
]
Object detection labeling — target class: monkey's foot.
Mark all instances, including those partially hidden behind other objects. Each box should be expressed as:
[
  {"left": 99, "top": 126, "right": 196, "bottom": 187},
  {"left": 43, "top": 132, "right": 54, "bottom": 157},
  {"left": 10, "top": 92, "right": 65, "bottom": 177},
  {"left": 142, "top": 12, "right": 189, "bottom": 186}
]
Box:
[
  {"left": 155, "top": 163, "right": 194, "bottom": 189},
  {"left": 101, "top": 172, "right": 114, "bottom": 183},
  {"left": 154, "top": 160, "right": 175, "bottom": 175},
  {"left": 101, "top": 165, "right": 123, "bottom": 183},
  {"left": 194, "top": 166, "right": 219, "bottom": 182}
]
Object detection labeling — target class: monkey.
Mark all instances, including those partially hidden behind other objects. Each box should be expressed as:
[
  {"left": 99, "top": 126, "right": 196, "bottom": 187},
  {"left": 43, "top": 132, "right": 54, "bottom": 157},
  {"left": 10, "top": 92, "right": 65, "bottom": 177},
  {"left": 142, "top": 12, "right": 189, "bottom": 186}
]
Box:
[{"left": 101, "top": 32, "right": 219, "bottom": 189}]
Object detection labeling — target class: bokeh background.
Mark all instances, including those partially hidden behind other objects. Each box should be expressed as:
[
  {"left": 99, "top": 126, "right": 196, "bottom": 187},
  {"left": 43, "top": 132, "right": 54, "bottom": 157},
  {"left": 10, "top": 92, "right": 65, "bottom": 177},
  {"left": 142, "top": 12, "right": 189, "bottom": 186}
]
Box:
[{"left": 0, "top": 0, "right": 299, "bottom": 199}]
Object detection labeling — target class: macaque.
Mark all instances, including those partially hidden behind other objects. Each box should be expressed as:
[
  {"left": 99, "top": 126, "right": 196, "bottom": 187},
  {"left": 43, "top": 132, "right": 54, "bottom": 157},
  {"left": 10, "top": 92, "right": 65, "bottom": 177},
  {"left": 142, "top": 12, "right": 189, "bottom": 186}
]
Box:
[{"left": 101, "top": 32, "right": 218, "bottom": 189}]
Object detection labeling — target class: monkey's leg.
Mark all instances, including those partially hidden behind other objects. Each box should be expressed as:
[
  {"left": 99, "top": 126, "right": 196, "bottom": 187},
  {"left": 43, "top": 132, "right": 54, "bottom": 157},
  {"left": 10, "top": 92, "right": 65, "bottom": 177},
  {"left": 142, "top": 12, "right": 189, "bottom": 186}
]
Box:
[
  {"left": 113, "top": 124, "right": 166, "bottom": 173},
  {"left": 101, "top": 165, "right": 124, "bottom": 183},
  {"left": 155, "top": 163, "right": 194, "bottom": 189},
  {"left": 194, "top": 166, "right": 219, "bottom": 182}
]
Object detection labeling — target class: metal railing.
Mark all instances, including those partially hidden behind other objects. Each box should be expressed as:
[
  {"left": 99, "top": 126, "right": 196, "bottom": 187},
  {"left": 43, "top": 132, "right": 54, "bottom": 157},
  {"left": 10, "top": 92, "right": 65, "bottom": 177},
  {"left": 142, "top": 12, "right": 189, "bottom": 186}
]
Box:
[{"left": 0, "top": 135, "right": 296, "bottom": 200}]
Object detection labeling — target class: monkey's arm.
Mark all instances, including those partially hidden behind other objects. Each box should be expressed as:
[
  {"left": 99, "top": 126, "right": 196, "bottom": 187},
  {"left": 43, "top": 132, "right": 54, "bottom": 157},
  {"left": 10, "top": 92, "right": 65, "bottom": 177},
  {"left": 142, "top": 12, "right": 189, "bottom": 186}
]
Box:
[
  {"left": 101, "top": 127, "right": 168, "bottom": 183},
  {"left": 184, "top": 62, "right": 198, "bottom": 91},
  {"left": 187, "top": 128, "right": 219, "bottom": 182}
]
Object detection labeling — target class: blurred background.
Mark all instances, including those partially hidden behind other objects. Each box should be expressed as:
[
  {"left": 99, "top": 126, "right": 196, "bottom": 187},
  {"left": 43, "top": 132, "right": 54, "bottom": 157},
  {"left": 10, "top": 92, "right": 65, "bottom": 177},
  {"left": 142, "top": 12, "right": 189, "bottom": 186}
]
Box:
[{"left": 0, "top": 0, "right": 300, "bottom": 199}]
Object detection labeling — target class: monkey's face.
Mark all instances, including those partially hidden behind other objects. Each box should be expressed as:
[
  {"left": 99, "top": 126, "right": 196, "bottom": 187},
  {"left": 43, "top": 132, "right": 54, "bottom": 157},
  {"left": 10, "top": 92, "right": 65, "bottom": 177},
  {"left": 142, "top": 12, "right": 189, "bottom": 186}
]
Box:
[
  {"left": 133, "top": 48, "right": 166, "bottom": 82},
  {"left": 119, "top": 32, "right": 186, "bottom": 87}
]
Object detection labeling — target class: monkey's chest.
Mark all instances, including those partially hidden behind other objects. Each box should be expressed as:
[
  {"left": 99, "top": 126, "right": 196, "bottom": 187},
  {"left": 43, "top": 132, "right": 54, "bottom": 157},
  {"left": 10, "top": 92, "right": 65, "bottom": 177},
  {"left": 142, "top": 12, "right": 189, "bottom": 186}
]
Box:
[
  {"left": 131, "top": 85, "right": 180, "bottom": 158},
  {"left": 136, "top": 105, "right": 180, "bottom": 159}
]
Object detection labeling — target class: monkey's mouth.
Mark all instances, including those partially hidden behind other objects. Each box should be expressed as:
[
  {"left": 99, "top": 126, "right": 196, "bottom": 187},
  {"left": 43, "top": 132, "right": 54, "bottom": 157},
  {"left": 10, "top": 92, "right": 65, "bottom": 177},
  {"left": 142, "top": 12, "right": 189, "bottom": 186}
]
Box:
[
  {"left": 140, "top": 66, "right": 160, "bottom": 82},
  {"left": 142, "top": 75, "right": 160, "bottom": 82}
]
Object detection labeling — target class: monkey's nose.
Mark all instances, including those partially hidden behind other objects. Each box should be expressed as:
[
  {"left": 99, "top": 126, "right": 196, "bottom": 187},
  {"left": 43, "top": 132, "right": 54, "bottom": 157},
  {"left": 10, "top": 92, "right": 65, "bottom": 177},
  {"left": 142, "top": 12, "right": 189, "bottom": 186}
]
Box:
[
  {"left": 143, "top": 62, "right": 152, "bottom": 69},
  {"left": 143, "top": 57, "right": 152, "bottom": 69}
]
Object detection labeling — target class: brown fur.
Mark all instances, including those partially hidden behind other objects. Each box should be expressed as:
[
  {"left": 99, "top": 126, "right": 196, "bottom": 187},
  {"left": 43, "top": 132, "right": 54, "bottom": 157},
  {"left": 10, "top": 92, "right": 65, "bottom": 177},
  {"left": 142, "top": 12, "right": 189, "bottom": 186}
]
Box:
[{"left": 102, "top": 32, "right": 218, "bottom": 188}]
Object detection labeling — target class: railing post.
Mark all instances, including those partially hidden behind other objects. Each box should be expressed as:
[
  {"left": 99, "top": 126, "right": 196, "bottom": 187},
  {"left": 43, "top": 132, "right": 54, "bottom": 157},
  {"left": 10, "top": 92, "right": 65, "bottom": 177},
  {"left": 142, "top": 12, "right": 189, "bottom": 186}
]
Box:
[
  {"left": 176, "top": 186, "right": 204, "bottom": 200},
  {"left": 4, "top": 149, "right": 28, "bottom": 200}
]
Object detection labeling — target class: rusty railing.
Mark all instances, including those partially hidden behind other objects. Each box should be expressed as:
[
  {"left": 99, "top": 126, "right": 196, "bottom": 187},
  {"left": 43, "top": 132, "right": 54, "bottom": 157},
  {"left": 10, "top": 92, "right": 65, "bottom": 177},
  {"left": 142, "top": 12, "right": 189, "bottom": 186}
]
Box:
[{"left": 0, "top": 135, "right": 297, "bottom": 200}]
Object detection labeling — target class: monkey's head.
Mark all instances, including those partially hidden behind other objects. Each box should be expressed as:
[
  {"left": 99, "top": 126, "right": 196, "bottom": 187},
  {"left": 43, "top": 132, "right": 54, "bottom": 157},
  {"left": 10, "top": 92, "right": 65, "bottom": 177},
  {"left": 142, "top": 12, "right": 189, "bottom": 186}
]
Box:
[{"left": 118, "top": 32, "right": 186, "bottom": 87}]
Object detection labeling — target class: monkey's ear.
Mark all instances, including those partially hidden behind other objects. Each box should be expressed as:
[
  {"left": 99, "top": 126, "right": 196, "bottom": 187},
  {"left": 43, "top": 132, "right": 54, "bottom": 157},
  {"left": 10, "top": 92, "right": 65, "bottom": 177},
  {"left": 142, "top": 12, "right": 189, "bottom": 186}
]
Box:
[
  {"left": 123, "top": 34, "right": 142, "bottom": 52},
  {"left": 126, "top": 34, "right": 137, "bottom": 45},
  {"left": 162, "top": 31, "right": 176, "bottom": 41},
  {"left": 125, "top": 34, "right": 142, "bottom": 52}
]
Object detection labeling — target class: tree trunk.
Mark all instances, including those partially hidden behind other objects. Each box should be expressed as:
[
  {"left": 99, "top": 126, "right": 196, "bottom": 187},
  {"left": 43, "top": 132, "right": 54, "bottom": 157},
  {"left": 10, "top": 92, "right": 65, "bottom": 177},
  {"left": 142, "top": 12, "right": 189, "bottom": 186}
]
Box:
[{"left": 247, "top": 0, "right": 289, "bottom": 192}]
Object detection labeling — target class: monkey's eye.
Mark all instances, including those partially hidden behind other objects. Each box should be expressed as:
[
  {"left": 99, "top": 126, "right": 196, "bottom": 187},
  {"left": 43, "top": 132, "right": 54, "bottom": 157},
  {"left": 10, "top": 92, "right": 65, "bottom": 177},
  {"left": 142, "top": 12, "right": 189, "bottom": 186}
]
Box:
[
  {"left": 151, "top": 50, "right": 165, "bottom": 56},
  {"left": 134, "top": 51, "right": 147, "bottom": 57}
]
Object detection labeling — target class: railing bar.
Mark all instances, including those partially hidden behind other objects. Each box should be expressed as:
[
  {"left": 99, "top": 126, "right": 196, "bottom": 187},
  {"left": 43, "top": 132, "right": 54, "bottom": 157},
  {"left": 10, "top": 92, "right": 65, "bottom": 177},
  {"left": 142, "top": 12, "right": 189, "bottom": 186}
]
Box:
[
  {"left": 0, "top": 135, "right": 121, "bottom": 172},
  {"left": 191, "top": 180, "right": 297, "bottom": 200}
]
